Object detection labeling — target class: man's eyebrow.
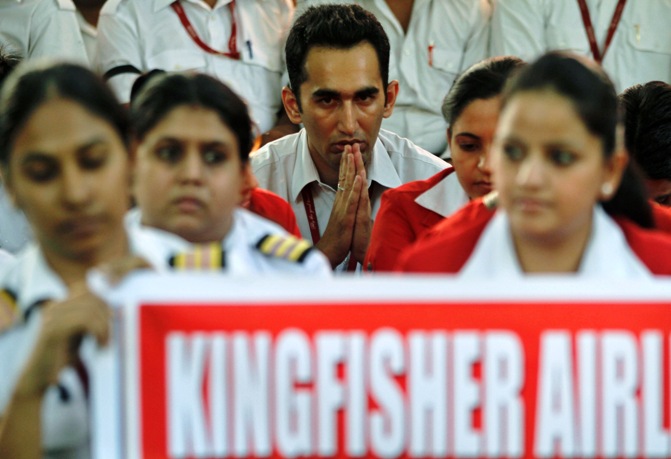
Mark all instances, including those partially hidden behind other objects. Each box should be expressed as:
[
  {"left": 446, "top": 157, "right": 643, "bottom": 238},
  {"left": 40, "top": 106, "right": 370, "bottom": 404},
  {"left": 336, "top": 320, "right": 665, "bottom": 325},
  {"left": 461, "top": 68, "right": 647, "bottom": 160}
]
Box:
[
  {"left": 312, "top": 88, "right": 340, "bottom": 99},
  {"left": 355, "top": 87, "right": 379, "bottom": 98}
]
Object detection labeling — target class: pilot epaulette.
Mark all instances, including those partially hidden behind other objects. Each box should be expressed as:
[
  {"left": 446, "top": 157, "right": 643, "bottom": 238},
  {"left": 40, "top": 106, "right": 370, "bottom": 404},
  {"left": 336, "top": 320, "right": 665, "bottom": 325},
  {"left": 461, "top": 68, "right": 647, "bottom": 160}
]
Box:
[
  {"left": 169, "top": 243, "right": 226, "bottom": 270},
  {"left": 0, "top": 288, "right": 18, "bottom": 332},
  {"left": 256, "top": 234, "right": 313, "bottom": 263}
]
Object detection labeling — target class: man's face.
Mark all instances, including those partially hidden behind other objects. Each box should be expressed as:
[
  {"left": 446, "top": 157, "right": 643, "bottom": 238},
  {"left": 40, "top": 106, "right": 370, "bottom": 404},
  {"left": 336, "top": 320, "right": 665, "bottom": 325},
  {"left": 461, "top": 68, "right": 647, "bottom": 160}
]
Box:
[{"left": 283, "top": 42, "right": 398, "bottom": 180}]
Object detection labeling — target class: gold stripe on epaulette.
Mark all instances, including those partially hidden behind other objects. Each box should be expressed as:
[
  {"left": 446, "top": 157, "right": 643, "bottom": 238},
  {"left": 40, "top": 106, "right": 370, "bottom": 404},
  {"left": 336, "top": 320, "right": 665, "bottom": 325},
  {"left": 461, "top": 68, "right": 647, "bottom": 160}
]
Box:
[
  {"left": 286, "top": 239, "right": 312, "bottom": 262},
  {"left": 274, "top": 237, "right": 297, "bottom": 258},
  {"left": 256, "top": 234, "right": 313, "bottom": 263},
  {"left": 259, "top": 234, "right": 282, "bottom": 254},
  {"left": 170, "top": 243, "right": 224, "bottom": 270}
]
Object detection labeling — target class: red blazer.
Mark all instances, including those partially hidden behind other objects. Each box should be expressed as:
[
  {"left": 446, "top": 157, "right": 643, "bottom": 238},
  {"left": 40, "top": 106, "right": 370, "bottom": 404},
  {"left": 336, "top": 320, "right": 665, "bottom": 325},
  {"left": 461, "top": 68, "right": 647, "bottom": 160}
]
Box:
[
  {"left": 246, "top": 188, "right": 302, "bottom": 238},
  {"left": 652, "top": 201, "right": 671, "bottom": 233},
  {"left": 397, "top": 200, "right": 671, "bottom": 275},
  {"left": 365, "top": 168, "right": 455, "bottom": 271}
]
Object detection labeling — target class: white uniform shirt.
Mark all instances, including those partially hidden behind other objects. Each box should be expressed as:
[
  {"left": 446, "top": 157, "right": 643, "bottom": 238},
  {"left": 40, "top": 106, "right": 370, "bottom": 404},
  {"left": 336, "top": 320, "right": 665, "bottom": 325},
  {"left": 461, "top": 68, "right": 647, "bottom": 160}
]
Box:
[
  {"left": 0, "top": 183, "right": 32, "bottom": 254},
  {"left": 250, "top": 128, "right": 448, "bottom": 270},
  {"left": 460, "top": 205, "right": 651, "bottom": 279},
  {"left": 75, "top": 10, "right": 97, "bottom": 65},
  {"left": 126, "top": 207, "right": 332, "bottom": 276},
  {"left": 0, "top": 0, "right": 88, "bottom": 65},
  {"left": 0, "top": 225, "right": 188, "bottom": 459},
  {"left": 296, "top": 0, "right": 491, "bottom": 155},
  {"left": 96, "top": 0, "right": 293, "bottom": 132},
  {"left": 489, "top": 0, "right": 671, "bottom": 93}
]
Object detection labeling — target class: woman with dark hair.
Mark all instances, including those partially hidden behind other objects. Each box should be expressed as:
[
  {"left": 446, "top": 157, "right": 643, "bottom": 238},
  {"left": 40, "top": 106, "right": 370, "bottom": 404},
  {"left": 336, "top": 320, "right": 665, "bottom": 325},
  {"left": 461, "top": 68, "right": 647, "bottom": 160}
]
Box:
[
  {"left": 398, "top": 52, "right": 671, "bottom": 276},
  {"left": 129, "top": 72, "right": 330, "bottom": 274},
  {"left": 620, "top": 81, "right": 671, "bottom": 206},
  {"left": 365, "top": 56, "right": 525, "bottom": 271},
  {"left": 0, "top": 61, "right": 188, "bottom": 458}
]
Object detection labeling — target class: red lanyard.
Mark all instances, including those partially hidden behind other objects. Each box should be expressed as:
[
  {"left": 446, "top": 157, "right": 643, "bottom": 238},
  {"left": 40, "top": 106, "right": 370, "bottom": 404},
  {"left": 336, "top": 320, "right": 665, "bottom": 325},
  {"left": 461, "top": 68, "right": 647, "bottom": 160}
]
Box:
[
  {"left": 171, "top": 0, "right": 240, "bottom": 60},
  {"left": 302, "top": 187, "right": 358, "bottom": 271},
  {"left": 576, "top": 0, "right": 627, "bottom": 64}
]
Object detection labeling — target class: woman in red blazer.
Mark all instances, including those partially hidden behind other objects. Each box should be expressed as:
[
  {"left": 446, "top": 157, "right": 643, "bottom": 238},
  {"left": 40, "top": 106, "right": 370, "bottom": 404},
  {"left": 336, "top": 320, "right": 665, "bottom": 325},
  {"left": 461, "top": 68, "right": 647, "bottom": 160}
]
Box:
[
  {"left": 398, "top": 52, "right": 671, "bottom": 277},
  {"left": 365, "top": 56, "right": 525, "bottom": 271}
]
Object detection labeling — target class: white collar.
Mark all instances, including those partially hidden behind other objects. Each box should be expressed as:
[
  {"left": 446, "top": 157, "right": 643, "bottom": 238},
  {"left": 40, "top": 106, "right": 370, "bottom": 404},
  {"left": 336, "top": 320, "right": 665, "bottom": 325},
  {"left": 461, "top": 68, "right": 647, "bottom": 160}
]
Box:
[
  {"left": 414, "top": 169, "right": 469, "bottom": 217},
  {"left": 290, "top": 129, "right": 404, "bottom": 199},
  {"left": 14, "top": 245, "right": 68, "bottom": 311},
  {"left": 461, "top": 206, "right": 651, "bottom": 279}
]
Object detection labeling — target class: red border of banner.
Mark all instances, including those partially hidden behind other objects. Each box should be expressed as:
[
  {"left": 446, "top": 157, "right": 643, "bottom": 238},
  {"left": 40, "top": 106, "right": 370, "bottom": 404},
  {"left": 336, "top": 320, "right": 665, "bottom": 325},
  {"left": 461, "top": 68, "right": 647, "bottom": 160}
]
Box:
[{"left": 134, "top": 301, "right": 671, "bottom": 459}]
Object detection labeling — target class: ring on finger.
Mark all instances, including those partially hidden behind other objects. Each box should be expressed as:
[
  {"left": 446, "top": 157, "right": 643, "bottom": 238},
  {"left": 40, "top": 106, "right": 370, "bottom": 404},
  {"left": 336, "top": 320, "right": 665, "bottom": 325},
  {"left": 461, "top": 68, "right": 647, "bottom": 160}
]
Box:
[{"left": 337, "top": 184, "right": 346, "bottom": 192}]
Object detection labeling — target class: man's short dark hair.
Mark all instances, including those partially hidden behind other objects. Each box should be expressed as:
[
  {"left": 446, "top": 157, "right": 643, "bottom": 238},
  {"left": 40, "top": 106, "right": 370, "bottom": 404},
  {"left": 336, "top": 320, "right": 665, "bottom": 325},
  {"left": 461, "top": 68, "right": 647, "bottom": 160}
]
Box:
[
  {"left": 285, "top": 4, "right": 390, "bottom": 110},
  {"left": 620, "top": 81, "right": 671, "bottom": 181},
  {"left": 0, "top": 46, "right": 21, "bottom": 90}
]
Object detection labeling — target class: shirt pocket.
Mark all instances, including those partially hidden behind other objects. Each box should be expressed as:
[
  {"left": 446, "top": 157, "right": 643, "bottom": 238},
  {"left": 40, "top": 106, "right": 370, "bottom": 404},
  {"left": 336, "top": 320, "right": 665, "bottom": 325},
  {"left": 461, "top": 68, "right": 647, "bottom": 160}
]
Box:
[
  {"left": 146, "top": 49, "right": 207, "bottom": 72},
  {"left": 423, "top": 46, "right": 461, "bottom": 100},
  {"left": 626, "top": 6, "right": 671, "bottom": 56}
]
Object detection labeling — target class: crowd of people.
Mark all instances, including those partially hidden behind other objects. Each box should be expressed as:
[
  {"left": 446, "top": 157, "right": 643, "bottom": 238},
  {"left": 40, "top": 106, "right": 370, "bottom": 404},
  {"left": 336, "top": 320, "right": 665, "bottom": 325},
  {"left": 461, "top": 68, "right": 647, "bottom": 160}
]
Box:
[{"left": 0, "top": 0, "right": 670, "bottom": 457}]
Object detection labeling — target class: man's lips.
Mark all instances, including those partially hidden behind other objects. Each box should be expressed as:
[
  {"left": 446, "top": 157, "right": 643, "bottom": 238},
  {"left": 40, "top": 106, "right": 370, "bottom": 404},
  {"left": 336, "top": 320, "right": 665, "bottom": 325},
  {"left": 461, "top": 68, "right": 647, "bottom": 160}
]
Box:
[
  {"left": 331, "top": 140, "right": 366, "bottom": 153},
  {"left": 172, "top": 196, "right": 205, "bottom": 213}
]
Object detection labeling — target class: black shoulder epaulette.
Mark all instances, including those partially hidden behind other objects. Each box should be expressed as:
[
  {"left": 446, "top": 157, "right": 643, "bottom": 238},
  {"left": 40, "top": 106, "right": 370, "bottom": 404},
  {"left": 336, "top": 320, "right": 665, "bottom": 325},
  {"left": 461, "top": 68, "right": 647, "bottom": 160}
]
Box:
[
  {"left": 256, "top": 234, "right": 313, "bottom": 263},
  {"left": 169, "top": 243, "right": 226, "bottom": 270}
]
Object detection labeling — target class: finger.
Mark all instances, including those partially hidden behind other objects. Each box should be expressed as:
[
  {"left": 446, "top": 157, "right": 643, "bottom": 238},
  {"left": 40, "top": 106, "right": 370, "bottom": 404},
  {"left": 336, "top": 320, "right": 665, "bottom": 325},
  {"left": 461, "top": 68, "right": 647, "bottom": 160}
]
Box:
[
  {"left": 343, "top": 151, "right": 356, "bottom": 190},
  {"left": 352, "top": 142, "right": 366, "bottom": 174},
  {"left": 358, "top": 178, "right": 371, "bottom": 213},
  {"left": 347, "top": 174, "right": 363, "bottom": 209},
  {"left": 338, "top": 144, "right": 351, "bottom": 185}
]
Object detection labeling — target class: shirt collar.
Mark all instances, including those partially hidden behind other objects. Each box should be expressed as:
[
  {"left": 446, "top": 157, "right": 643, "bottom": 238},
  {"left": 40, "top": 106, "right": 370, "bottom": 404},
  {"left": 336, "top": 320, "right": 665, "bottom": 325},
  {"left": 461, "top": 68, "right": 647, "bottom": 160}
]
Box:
[
  {"left": 414, "top": 168, "right": 469, "bottom": 217},
  {"left": 290, "top": 129, "right": 330, "bottom": 201},
  {"left": 366, "top": 134, "right": 403, "bottom": 189},
  {"left": 290, "top": 130, "right": 405, "bottom": 200},
  {"left": 15, "top": 244, "right": 68, "bottom": 311},
  {"left": 154, "top": 0, "right": 234, "bottom": 13}
]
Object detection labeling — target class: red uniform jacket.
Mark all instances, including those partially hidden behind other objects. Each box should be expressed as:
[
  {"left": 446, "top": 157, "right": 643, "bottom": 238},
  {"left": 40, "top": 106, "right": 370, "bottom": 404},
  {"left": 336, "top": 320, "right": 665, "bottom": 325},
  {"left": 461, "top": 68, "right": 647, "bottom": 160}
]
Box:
[
  {"left": 365, "top": 168, "right": 456, "bottom": 271},
  {"left": 246, "top": 188, "right": 301, "bottom": 238},
  {"left": 397, "top": 199, "right": 671, "bottom": 275}
]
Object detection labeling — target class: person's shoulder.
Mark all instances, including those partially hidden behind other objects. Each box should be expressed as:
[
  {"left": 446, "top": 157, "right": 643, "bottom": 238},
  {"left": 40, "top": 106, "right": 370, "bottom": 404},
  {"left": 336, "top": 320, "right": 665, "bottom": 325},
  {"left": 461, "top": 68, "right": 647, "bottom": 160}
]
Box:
[
  {"left": 426, "top": 192, "right": 497, "bottom": 239},
  {"left": 254, "top": 233, "right": 332, "bottom": 275},
  {"left": 248, "top": 188, "right": 301, "bottom": 237},
  {"left": 50, "top": 0, "right": 77, "bottom": 12},
  {"left": 128, "top": 224, "right": 192, "bottom": 269},
  {"left": 100, "top": 0, "right": 148, "bottom": 16},
  {"left": 397, "top": 196, "right": 497, "bottom": 273},
  {"left": 250, "top": 131, "right": 303, "bottom": 164},
  {"left": 378, "top": 129, "right": 447, "bottom": 166},
  {"left": 237, "top": 209, "right": 330, "bottom": 274},
  {"left": 387, "top": 167, "right": 456, "bottom": 198},
  {"left": 379, "top": 168, "right": 455, "bottom": 214},
  {"left": 615, "top": 217, "right": 671, "bottom": 275},
  {"left": 651, "top": 201, "right": 671, "bottom": 235}
]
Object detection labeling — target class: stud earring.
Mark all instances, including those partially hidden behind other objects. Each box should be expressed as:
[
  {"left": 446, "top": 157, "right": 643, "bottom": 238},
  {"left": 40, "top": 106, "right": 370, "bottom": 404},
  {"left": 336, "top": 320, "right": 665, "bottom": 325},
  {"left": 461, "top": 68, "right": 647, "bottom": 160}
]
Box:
[{"left": 601, "top": 182, "right": 614, "bottom": 197}]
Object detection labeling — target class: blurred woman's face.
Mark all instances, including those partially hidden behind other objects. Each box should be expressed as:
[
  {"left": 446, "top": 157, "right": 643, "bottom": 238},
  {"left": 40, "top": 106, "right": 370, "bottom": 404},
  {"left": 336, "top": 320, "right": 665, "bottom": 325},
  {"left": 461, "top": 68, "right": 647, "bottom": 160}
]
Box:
[
  {"left": 132, "top": 105, "right": 245, "bottom": 243},
  {"left": 448, "top": 96, "right": 500, "bottom": 199},
  {"left": 6, "top": 97, "right": 130, "bottom": 263},
  {"left": 492, "top": 89, "right": 623, "bottom": 245}
]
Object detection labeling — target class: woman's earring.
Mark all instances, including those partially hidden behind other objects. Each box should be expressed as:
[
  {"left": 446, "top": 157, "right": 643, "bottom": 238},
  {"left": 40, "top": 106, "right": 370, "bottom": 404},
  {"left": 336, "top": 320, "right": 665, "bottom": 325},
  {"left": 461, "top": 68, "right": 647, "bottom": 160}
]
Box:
[{"left": 601, "top": 182, "right": 614, "bottom": 198}]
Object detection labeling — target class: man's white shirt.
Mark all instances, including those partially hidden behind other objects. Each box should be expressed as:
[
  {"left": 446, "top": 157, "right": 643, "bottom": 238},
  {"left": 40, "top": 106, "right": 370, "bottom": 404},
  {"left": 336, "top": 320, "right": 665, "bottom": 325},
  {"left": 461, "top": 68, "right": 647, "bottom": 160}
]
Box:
[{"left": 250, "top": 128, "right": 448, "bottom": 271}]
